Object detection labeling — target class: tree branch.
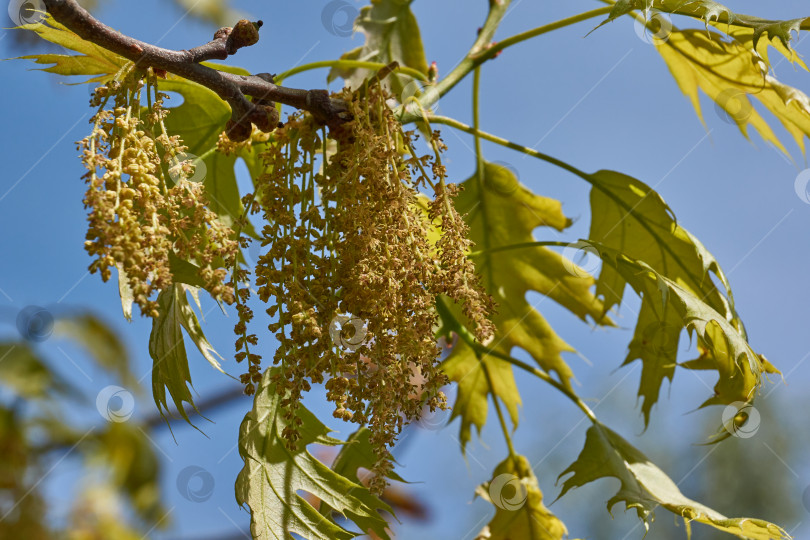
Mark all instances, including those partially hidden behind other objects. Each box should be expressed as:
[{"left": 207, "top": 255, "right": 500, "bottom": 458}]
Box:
[{"left": 42, "top": 0, "right": 350, "bottom": 132}]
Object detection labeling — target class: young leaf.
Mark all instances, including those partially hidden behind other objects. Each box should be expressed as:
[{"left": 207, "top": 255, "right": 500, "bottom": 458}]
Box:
[
  {"left": 13, "top": 20, "right": 263, "bottom": 233},
  {"left": 330, "top": 428, "right": 404, "bottom": 484},
  {"left": 558, "top": 422, "right": 790, "bottom": 539},
  {"left": 327, "top": 0, "right": 429, "bottom": 97},
  {"left": 13, "top": 15, "right": 126, "bottom": 83},
  {"left": 587, "top": 3, "right": 810, "bottom": 153},
  {"left": 598, "top": 250, "right": 777, "bottom": 411},
  {"left": 235, "top": 368, "right": 392, "bottom": 540},
  {"left": 586, "top": 169, "right": 739, "bottom": 424},
  {"left": 476, "top": 454, "right": 568, "bottom": 540},
  {"left": 148, "top": 284, "right": 227, "bottom": 426},
  {"left": 442, "top": 162, "right": 608, "bottom": 450},
  {"left": 657, "top": 28, "right": 810, "bottom": 154}
]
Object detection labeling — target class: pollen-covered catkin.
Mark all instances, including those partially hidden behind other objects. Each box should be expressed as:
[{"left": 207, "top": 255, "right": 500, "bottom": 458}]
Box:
[
  {"left": 246, "top": 84, "right": 494, "bottom": 491},
  {"left": 79, "top": 69, "right": 238, "bottom": 317}
]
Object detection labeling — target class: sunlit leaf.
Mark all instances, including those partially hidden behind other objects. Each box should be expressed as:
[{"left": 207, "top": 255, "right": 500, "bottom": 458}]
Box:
[
  {"left": 442, "top": 162, "right": 608, "bottom": 450},
  {"left": 328, "top": 0, "right": 429, "bottom": 97},
  {"left": 558, "top": 422, "right": 790, "bottom": 539},
  {"left": 596, "top": 249, "right": 777, "bottom": 410},
  {"left": 586, "top": 169, "right": 738, "bottom": 424},
  {"left": 588, "top": 3, "right": 810, "bottom": 153},
  {"left": 476, "top": 454, "right": 567, "bottom": 540},
  {"left": 235, "top": 367, "right": 392, "bottom": 540},
  {"left": 148, "top": 284, "right": 226, "bottom": 426}
]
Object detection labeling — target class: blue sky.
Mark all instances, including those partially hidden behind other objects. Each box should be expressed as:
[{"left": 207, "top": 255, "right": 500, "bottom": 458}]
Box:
[{"left": 2, "top": 1, "right": 810, "bottom": 539}]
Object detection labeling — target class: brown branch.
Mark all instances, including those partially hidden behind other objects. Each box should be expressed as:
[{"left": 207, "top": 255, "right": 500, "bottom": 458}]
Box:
[{"left": 42, "top": 0, "right": 350, "bottom": 132}]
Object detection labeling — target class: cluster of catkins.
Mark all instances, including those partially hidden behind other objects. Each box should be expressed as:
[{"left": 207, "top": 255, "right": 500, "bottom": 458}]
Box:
[
  {"left": 233, "top": 83, "right": 494, "bottom": 490},
  {"left": 79, "top": 70, "right": 238, "bottom": 317}
]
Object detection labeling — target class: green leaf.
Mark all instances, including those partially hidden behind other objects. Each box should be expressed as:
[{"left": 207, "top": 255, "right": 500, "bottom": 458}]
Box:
[
  {"left": 558, "top": 423, "right": 790, "bottom": 539},
  {"left": 658, "top": 27, "right": 810, "bottom": 154},
  {"left": 596, "top": 249, "right": 776, "bottom": 412},
  {"left": 160, "top": 74, "right": 262, "bottom": 231},
  {"left": 587, "top": 3, "right": 810, "bottom": 153},
  {"left": 331, "top": 428, "right": 404, "bottom": 484},
  {"left": 12, "top": 15, "right": 126, "bottom": 82},
  {"left": 168, "top": 252, "right": 207, "bottom": 289},
  {"left": 53, "top": 312, "right": 136, "bottom": 387},
  {"left": 476, "top": 454, "right": 568, "bottom": 540},
  {"left": 235, "top": 368, "right": 392, "bottom": 540},
  {"left": 148, "top": 284, "right": 227, "bottom": 426},
  {"left": 327, "top": 0, "right": 429, "bottom": 97},
  {"left": 442, "top": 162, "right": 608, "bottom": 450},
  {"left": 586, "top": 170, "right": 738, "bottom": 424}
]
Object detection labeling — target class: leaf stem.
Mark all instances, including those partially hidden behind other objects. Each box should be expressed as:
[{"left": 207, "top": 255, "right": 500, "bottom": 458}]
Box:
[
  {"left": 428, "top": 114, "right": 594, "bottom": 183},
  {"left": 468, "top": 240, "right": 572, "bottom": 258},
  {"left": 436, "top": 297, "right": 599, "bottom": 425},
  {"left": 274, "top": 60, "right": 428, "bottom": 84},
  {"left": 470, "top": 7, "right": 614, "bottom": 61}
]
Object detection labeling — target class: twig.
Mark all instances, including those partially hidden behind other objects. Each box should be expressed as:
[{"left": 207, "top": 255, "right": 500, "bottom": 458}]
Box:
[{"left": 42, "top": 0, "right": 350, "bottom": 131}]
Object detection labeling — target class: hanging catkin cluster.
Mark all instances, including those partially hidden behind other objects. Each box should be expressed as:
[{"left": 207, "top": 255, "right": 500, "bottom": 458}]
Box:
[
  {"left": 236, "top": 83, "right": 494, "bottom": 490},
  {"left": 79, "top": 69, "right": 238, "bottom": 317}
]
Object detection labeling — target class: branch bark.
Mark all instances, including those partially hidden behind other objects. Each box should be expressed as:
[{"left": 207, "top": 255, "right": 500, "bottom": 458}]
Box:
[{"left": 42, "top": 0, "right": 350, "bottom": 131}]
